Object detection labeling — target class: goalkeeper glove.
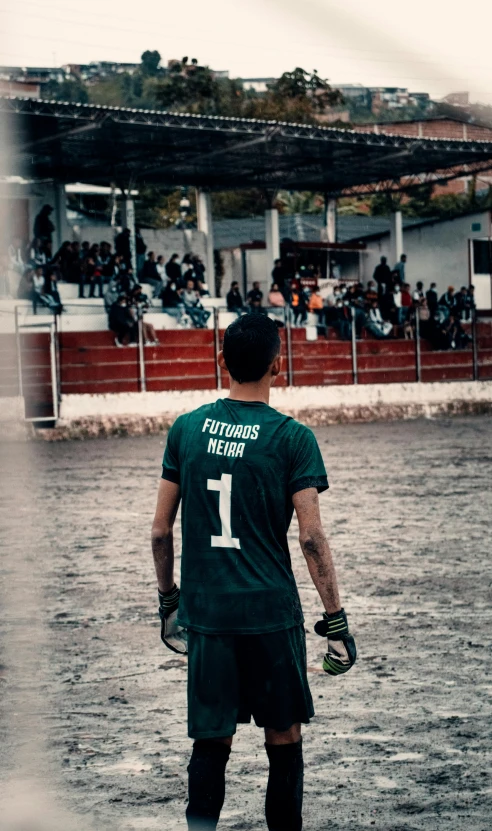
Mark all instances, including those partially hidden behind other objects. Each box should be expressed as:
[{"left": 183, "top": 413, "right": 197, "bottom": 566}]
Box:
[
  {"left": 314, "top": 608, "right": 356, "bottom": 676},
  {"left": 158, "top": 585, "right": 188, "bottom": 655}
]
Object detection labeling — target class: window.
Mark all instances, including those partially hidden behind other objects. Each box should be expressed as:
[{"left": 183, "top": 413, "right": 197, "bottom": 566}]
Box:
[{"left": 473, "top": 240, "right": 492, "bottom": 275}]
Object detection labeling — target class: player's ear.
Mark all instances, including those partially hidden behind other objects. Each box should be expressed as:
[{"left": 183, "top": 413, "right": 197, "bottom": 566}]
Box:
[
  {"left": 218, "top": 350, "right": 227, "bottom": 370},
  {"left": 271, "top": 353, "right": 282, "bottom": 377}
]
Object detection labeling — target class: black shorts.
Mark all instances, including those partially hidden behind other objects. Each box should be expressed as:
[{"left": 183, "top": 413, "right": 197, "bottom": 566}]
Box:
[{"left": 187, "top": 625, "right": 314, "bottom": 740}]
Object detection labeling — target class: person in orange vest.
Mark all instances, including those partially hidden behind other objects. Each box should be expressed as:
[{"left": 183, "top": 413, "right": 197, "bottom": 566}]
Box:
[
  {"left": 290, "top": 281, "right": 308, "bottom": 326},
  {"left": 308, "top": 286, "right": 325, "bottom": 327}
]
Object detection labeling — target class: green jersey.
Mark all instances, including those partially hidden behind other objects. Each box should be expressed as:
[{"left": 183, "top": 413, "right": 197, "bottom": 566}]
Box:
[{"left": 161, "top": 397, "right": 328, "bottom": 635}]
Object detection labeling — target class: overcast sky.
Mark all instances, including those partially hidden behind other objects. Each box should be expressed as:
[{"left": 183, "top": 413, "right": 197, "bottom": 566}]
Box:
[{"left": 2, "top": 0, "right": 492, "bottom": 103}]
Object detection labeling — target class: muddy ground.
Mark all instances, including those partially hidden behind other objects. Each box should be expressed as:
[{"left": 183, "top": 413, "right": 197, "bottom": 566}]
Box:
[{"left": 1, "top": 416, "right": 491, "bottom": 831}]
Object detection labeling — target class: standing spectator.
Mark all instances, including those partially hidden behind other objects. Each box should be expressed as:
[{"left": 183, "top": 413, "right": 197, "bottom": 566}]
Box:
[
  {"left": 393, "top": 254, "right": 407, "bottom": 284},
  {"left": 17, "top": 268, "right": 35, "bottom": 304},
  {"left": 271, "top": 258, "right": 286, "bottom": 291},
  {"left": 307, "top": 286, "right": 324, "bottom": 326},
  {"left": 8, "top": 236, "right": 25, "bottom": 274},
  {"left": 364, "top": 280, "right": 378, "bottom": 308},
  {"left": 373, "top": 256, "right": 392, "bottom": 297},
  {"left": 332, "top": 298, "right": 352, "bottom": 340},
  {"left": 115, "top": 228, "right": 132, "bottom": 267},
  {"left": 99, "top": 241, "right": 114, "bottom": 281},
  {"left": 33, "top": 205, "right": 55, "bottom": 257},
  {"left": 166, "top": 254, "right": 182, "bottom": 286},
  {"left": 52, "top": 241, "right": 73, "bottom": 281},
  {"left": 392, "top": 283, "right": 404, "bottom": 326},
  {"left": 290, "top": 284, "right": 307, "bottom": 326},
  {"left": 439, "top": 286, "right": 456, "bottom": 316},
  {"left": 401, "top": 283, "right": 413, "bottom": 318},
  {"left": 246, "top": 281, "right": 263, "bottom": 307},
  {"left": 453, "top": 286, "right": 468, "bottom": 320},
  {"left": 465, "top": 285, "right": 476, "bottom": 321},
  {"left": 226, "top": 281, "right": 244, "bottom": 317},
  {"left": 80, "top": 240, "right": 90, "bottom": 261},
  {"left": 0, "top": 253, "right": 10, "bottom": 296},
  {"left": 135, "top": 227, "right": 147, "bottom": 277},
  {"left": 426, "top": 282, "right": 439, "bottom": 318},
  {"left": 156, "top": 255, "right": 166, "bottom": 281},
  {"left": 412, "top": 281, "right": 425, "bottom": 304},
  {"left": 192, "top": 255, "right": 206, "bottom": 285}
]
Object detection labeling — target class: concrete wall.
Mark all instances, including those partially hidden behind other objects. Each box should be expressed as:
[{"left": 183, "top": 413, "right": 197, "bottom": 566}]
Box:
[
  {"left": 54, "top": 380, "right": 492, "bottom": 437},
  {"left": 363, "top": 211, "right": 492, "bottom": 305}
]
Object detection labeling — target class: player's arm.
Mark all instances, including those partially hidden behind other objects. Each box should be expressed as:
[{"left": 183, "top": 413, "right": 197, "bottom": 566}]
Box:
[
  {"left": 293, "top": 487, "right": 356, "bottom": 675},
  {"left": 151, "top": 478, "right": 181, "bottom": 593},
  {"left": 151, "top": 479, "right": 187, "bottom": 654},
  {"left": 292, "top": 487, "right": 341, "bottom": 614}
]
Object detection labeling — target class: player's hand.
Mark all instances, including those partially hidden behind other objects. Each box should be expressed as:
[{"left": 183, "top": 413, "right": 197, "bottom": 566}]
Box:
[
  {"left": 314, "top": 608, "right": 356, "bottom": 676},
  {"left": 158, "top": 585, "right": 188, "bottom": 655}
]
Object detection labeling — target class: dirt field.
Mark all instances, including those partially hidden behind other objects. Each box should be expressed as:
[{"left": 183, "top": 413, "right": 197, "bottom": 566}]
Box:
[{"left": 1, "top": 415, "right": 492, "bottom": 831}]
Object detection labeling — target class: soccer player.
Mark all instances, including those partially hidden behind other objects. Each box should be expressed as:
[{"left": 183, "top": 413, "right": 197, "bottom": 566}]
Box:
[{"left": 151, "top": 314, "right": 356, "bottom": 831}]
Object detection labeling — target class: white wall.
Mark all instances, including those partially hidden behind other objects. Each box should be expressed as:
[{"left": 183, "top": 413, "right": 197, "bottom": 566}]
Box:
[{"left": 363, "top": 211, "right": 492, "bottom": 303}]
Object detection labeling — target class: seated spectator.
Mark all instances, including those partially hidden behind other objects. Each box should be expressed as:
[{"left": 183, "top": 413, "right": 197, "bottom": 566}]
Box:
[
  {"left": 156, "top": 255, "right": 166, "bottom": 281},
  {"left": 0, "top": 253, "right": 9, "bottom": 296},
  {"left": 8, "top": 236, "right": 26, "bottom": 274},
  {"left": 364, "top": 280, "right": 378, "bottom": 308},
  {"left": 41, "top": 268, "right": 63, "bottom": 315},
  {"left": 437, "top": 286, "right": 455, "bottom": 324},
  {"left": 307, "top": 286, "right": 324, "bottom": 326},
  {"left": 28, "top": 237, "right": 47, "bottom": 268},
  {"left": 115, "top": 228, "right": 132, "bottom": 267},
  {"left": 109, "top": 295, "right": 138, "bottom": 347},
  {"left": 226, "top": 281, "right": 244, "bottom": 316},
  {"left": 448, "top": 311, "right": 471, "bottom": 350},
  {"left": 465, "top": 285, "right": 476, "bottom": 320},
  {"left": 182, "top": 278, "right": 211, "bottom": 329},
  {"left": 192, "top": 255, "right": 206, "bottom": 284},
  {"left": 17, "top": 268, "right": 35, "bottom": 308},
  {"left": 141, "top": 251, "right": 163, "bottom": 297},
  {"left": 161, "top": 280, "right": 184, "bottom": 321},
  {"left": 268, "top": 282, "right": 286, "bottom": 308},
  {"left": 52, "top": 241, "right": 73, "bottom": 280},
  {"left": 247, "top": 281, "right": 263, "bottom": 307},
  {"left": 426, "top": 282, "right": 438, "bottom": 318},
  {"left": 365, "top": 300, "right": 392, "bottom": 339},
  {"left": 166, "top": 253, "right": 183, "bottom": 286}
]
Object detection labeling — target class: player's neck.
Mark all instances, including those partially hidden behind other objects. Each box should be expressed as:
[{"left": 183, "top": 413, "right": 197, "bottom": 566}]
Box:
[{"left": 228, "top": 378, "right": 271, "bottom": 405}]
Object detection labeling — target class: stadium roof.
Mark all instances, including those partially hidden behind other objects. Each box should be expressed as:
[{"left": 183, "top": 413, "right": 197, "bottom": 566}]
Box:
[{"left": 2, "top": 96, "right": 492, "bottom": 196}]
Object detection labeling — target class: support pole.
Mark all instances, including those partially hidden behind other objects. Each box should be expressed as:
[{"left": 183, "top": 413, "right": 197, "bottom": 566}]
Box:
[
  {"left": 415, "top": 306, "right": 421, "bottom": 382},
  {"left": 351, "top": 313, "right": 358, "bottom": 384},
  {"left": 196, "top": 188, "right": 216, "bottom": 298},
  {"left": 137, "top": 315, "right": 147, "bottom": 392},
  {"left": 121, "top": 197, "right": 137, "bottom": 274},
  {"left": 265, "top": 208, "right": 280, "bottom": 284},
  {"left": 286, "top": 307, "right": 294, "bottom": 386},
  {"left": 213, "top": 307, "right": 222, "bottom": 391},
  {"left": 390, "top": 210, "right": 403, "bottom": 266},
  {"left": 325, "top": 197, "right": 337, "bottom": 244},
  {"left": 472, "top": 309, "right": 479, "bottom": 381},
  {"left": 54, "top": 184, "right": 69, "bottom": 247}
]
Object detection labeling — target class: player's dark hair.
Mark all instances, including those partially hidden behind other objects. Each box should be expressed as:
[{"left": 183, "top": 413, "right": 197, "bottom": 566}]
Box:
[{"left": 222, "top": 315, "right": 281, "bottom": 383}]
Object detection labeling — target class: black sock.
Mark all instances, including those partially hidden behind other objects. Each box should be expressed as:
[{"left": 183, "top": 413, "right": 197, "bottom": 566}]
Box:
[
  {"left": 265, "top": 739, "right": 304, "bottom": 831},
  {"left": 186, "top": 740, "right": 231, "bottom": 830}
]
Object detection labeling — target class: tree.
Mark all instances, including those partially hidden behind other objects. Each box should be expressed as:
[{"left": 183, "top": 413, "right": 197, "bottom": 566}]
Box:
[
  {"left": 43, "top": 78, "right": 89, "bottom": 104},
  {"left": 140, "top": 50, "right": 161, "bottom": 77}
]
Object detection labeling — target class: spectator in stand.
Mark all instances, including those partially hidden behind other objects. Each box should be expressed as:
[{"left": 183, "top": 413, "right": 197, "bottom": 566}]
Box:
[
  {"left": 33, "top": 205, "right": 55, "bottom": 257},
  {"left": 271, "top": 258, "right": 286, "bottom": 291},
  {"left": 17, "top": 269, "right": 35, "bottom": 308},
  {"left": 333, "top": 298, "right": 352, "bottom": 340},
  {"left": 401, "top": 283, "right": 413, "bottom": 319},
  {"left": 417, "top": 298, "right": 431, "bottom": 338},
  {"left": 182, "top": 278, "right": 211, "bottom": 329},
  {"left": 109, "top": 295, "right": 138, "bottom": 347},
  {"left": 268, "top": 282, "right": 286, "bottom": 309},
  {"left": 392, "top": 283, "right": 404, "bottom": 326},
  {"left": 156, "top": 255, "right": 166, "bottom": 281},
  {"left": 166, "top": 253, "right": 182, "bottom": 287},
  {"left": 346, "top": 284, "right": 365, "bottom": 337},
  {"left": 67, "top": 241, "right": 81, "bottom": 284},
  {"left": 8, "top": 236, "right": 25, "bottom": 274},
  {"left": 412, "top": 281, "right": 425, "bottom": 305},
  {"left": 465, "top": 285, "right": 476, "bottom": 320},
  {"left": 115, "top": 228, "right": 132, "bottom": 267},
  {"left": 365, "top": 300, "right": 392, "bottom": 339},
  {"left": 453, "top": 286, "right": 468, "bottom": 320},
  {"left": 290, "top": 284, "right": 308, "bottom": 326},
  {"left": 393, "top": 254, "right": 407, "bottom": 284},
  {"left": 438, "top": 286, "right": 456, "bottom": 321},
  {"left": 80, "top": 240, "right": 90, "bottom": 261},
  {"left": 307, "top": 286, "right": 324, "bottom": 326},
  {"left": 364, "top": 280, "right": 378, "bottom": 308},
  {"left": 135, "top": 228, "right": 147, "bottom": 277},
  {"left": 448, "top": 310, "right": 471, "bottom": 350},
  {"left": 141, "top": 251, "right": 162, "bottom": 297},
  {"left": 373, "top": 255, "right": 392, "bottom": 298},
  {"left": 129, "top": 284, "right": 159, "bottom": 345},
  {"left": 99, "top": 241, "right": 114, "bottom": 282},
  {"left": 182, "top": 254, "right": 195, "bottom": 286},
  {"left": 426, "top": 282, "right": 439, "bottom": 318},
  {"left": 28, "top": 237, "right": 47, "bottom": 269},
  {"left": 226, "top": 281, "right": 244, "bottom": 317},
  {"left": 247, "top": 281, "right": 263, "bottom": 307},
  {"left": 161, "top": 280, "right": 184, "bottom": 322},
  {"left": 52, "top": 240, "right": 73, "bottom": 280},
  {"left": 42, "top": 267, "right": 63, "bottom": 315},
  {"left": 192, "top": 255, "right": 206, "bottom": 285}
]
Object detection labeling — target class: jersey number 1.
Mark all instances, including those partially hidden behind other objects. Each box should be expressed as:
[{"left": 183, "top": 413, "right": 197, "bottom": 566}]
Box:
[{"left": 207, "top": 473, "right": 240, "bottom": 549}]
